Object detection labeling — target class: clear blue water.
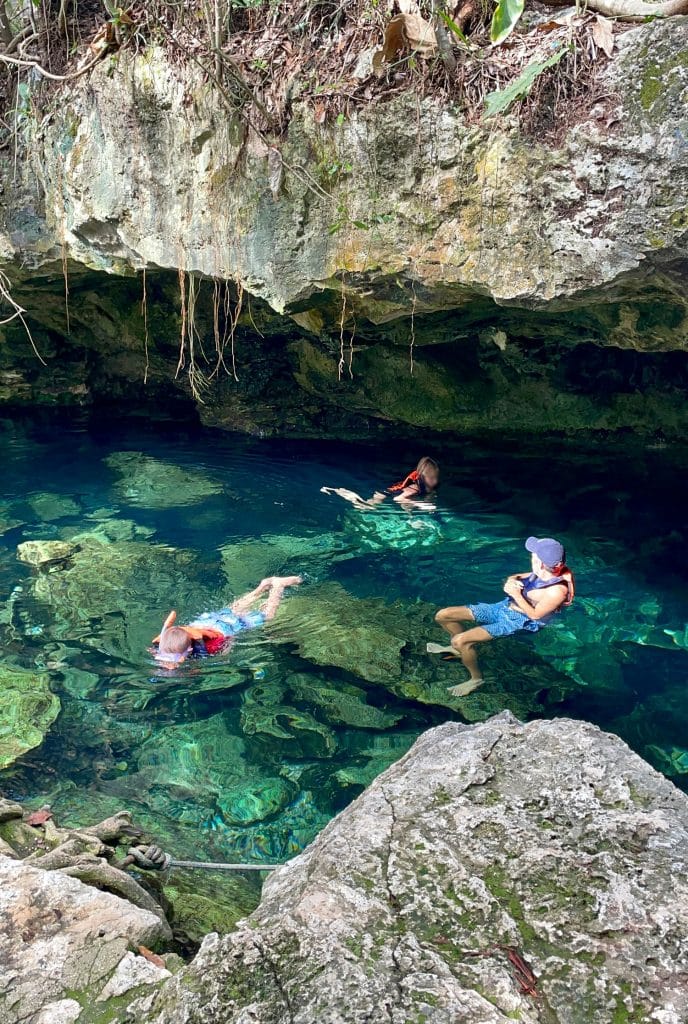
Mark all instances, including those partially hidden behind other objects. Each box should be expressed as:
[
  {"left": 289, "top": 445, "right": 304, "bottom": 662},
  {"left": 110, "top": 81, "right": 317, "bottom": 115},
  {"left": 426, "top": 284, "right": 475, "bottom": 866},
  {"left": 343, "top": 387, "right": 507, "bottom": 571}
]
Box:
[{"left": 1, "top": 413, "right": 687, "bottom": 883}]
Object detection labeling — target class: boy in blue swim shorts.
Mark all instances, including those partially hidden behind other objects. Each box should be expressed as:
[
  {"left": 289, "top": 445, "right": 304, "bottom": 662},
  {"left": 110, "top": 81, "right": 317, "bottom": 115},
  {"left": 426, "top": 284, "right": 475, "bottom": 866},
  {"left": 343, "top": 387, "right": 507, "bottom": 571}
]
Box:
[
  {"left": 151, "top": 575, "right": 302, "bottom": 670},
  {"left": 427, "top": 537, "right": 575, "bottom": 698}
]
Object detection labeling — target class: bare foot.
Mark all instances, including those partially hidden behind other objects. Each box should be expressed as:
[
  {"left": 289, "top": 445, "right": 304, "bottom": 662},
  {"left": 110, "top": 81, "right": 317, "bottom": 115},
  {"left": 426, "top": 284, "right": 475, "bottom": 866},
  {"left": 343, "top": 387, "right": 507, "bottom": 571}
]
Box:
[
  {"left": 447, "top": 679, "right": 484, "bottom": 697},
  {"left": 426, "top": 642, "right": 455, "bottom": 655},
  {"left": 278, "top": 575, "right": 303, "bottom": 587}
]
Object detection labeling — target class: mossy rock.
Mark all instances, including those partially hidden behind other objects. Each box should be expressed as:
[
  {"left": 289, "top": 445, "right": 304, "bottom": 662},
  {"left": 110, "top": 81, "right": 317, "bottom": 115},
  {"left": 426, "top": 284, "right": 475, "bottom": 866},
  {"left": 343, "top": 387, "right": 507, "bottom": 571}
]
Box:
[
  {"left": 0, "top": 663, "right": 60, "bottom": 769},
  {"left": 165, "top": 867, "right": 261, "bottom": 947},
  {"left": 220, "top": 532, "right": 342, "bottom": 593},
  {"left": 287, "top": 673, "right": 402, "bottom": 730},
  {"left": 240, "top": 682, "right": 338, "bottom": 759},
  {"left": 274, "top": 581, "right": 410, "bottom": 685},
  {"left": 18, "top": 530, "right": 202, "bottom": 661}
]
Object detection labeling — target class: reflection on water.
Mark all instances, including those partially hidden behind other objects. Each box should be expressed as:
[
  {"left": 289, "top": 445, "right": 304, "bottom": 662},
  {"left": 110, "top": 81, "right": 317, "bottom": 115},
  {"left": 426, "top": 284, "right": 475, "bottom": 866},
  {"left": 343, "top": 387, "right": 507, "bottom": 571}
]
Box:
[{"left": 1, "top": 414, "right": 687, "bottom": 887}]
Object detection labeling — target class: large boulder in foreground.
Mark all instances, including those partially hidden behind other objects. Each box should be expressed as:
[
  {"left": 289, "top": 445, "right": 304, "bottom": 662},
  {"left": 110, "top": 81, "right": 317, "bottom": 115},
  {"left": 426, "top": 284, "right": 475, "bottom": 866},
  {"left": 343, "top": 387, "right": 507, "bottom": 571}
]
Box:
[{"left": 128, "top": 713, "right": 688, "bottom": 1024}]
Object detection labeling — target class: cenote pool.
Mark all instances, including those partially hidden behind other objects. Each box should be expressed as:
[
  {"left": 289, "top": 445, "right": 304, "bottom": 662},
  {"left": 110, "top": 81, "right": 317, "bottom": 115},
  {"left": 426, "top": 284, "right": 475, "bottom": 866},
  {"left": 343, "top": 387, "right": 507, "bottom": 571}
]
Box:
[{"left": 1, "top": 413, "right": 687, "bottom": 935}]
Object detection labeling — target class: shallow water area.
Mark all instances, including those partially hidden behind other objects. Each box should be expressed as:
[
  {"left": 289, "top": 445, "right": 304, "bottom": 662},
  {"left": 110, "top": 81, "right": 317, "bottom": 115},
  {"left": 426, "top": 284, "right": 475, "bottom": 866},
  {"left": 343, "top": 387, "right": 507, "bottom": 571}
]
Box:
[{"left": 1, "top": 413, "right": 687, "bottom": 933}]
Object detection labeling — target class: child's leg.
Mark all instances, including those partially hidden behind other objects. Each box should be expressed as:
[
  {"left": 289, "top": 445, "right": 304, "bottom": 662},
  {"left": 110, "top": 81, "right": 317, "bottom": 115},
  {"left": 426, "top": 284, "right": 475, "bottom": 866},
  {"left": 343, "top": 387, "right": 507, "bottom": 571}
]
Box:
[
  {"left": 446, "top": 626, "right": 493, "bottom": 696},
  {"left": 427, "top": 605, "right": 475, "bottom": 653},
  {"left": 437, "top": 605, "right": 475, "bottom": 636},
  {"left": 230, "top": 578, "right": 274, "bottom": 616},
  {"left": 260, "top": 576, "right": 302, "bottom": 621},
  {"left": 321, "top": 487, "right": 375, "bottom": 510}
]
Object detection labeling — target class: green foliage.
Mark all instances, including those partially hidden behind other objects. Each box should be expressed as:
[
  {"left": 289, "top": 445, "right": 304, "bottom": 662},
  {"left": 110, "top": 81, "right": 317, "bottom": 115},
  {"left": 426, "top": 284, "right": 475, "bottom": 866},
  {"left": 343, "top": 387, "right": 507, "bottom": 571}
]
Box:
[
  {"left": 484, "top": 45, "right": 568, "bottom": 117},
  {"left": 437, "top": 10, "right": 469, "bottom": 46},
  {"left": 490, "top": 0, "right": 525, "bottom": 45}
]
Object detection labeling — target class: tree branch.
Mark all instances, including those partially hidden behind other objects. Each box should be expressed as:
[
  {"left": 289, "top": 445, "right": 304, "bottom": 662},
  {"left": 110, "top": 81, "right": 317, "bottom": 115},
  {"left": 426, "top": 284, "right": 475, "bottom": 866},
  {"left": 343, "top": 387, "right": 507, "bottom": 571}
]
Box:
[
  {"left": 0, "top": 49, "right": 107, "bottom": 81},
  {"left": 431, "top": 0, "right": 457, "bottom": 73}
]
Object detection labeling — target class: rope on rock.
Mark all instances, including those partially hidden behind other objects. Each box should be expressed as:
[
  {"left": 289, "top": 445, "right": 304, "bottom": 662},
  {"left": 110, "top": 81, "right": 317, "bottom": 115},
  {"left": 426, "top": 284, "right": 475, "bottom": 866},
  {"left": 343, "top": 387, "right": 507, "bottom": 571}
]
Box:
[{"left": 126, "top": 844, "right": 278, "bottom": 872}]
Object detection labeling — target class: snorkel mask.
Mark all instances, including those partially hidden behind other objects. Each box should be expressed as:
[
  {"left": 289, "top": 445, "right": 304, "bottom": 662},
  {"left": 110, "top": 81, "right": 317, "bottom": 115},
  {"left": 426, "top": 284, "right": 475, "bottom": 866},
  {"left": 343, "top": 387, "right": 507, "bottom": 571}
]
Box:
[{"left": 153, "top": 609, "right": 190, "bottom": 665}]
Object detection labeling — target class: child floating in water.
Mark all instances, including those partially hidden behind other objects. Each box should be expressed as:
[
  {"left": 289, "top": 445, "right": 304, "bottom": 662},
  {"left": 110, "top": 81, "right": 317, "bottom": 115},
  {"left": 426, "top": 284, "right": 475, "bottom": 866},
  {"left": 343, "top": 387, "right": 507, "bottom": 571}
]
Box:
[
  {"left": 427, "top": 537, "right": 575, "bottom": 697},
  {"left": 151, "top": 575, "right": 302, "bottom": 670},
  {"left": 321, "top": 456, "right": 440, "bottom": 511}
]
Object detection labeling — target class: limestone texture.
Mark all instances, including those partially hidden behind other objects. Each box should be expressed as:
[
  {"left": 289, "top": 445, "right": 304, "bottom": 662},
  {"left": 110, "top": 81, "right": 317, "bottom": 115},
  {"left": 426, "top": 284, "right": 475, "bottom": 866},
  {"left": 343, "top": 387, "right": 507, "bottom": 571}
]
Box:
[
  {"left": 0, "top": 853, "right": 169, "bottom": 1024},
  {"left": 96, "top": 952, "right": 171, "bottom": 1002},
  {"left": 125, "top": 714, "right": 688, "bottom": 1024},
  {"left": 3, "top": 22, "right": 687, "bottom": 322},
  {"left": 0, "top": 21, "right": 687, "bottom": 438}
]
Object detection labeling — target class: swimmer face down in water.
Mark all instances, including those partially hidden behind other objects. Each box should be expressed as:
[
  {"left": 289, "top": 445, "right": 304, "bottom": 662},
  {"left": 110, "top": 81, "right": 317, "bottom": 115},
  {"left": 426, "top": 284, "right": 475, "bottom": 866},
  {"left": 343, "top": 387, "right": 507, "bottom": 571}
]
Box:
[{"left": 151, "top": 575, "right": 302, "bottom": 670}]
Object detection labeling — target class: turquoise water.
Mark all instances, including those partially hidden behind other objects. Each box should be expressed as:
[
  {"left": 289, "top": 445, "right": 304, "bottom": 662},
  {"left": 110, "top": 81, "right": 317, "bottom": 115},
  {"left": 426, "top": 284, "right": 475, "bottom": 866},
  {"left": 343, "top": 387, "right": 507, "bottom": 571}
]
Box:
[{"left": 1, "top": 413, "right": 687, "bottom": 881}]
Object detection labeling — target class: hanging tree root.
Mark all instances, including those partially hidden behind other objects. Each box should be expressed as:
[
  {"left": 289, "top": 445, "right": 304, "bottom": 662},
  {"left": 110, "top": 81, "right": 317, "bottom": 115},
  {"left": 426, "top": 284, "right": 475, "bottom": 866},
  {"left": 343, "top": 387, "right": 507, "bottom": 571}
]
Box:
[
  {"left": 5, "top": 806, "right": 171, "bottom": 933},
  {"left": 548, "top": 0, "right": 688, "bottom": 15}
]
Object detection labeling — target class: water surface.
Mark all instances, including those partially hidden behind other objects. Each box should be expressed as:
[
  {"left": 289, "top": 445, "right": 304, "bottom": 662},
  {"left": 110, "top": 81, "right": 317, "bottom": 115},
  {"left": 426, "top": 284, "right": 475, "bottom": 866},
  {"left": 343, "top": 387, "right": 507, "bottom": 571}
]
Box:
[{"left": 1, "top": 414, "right": 687, "bottom": 884}]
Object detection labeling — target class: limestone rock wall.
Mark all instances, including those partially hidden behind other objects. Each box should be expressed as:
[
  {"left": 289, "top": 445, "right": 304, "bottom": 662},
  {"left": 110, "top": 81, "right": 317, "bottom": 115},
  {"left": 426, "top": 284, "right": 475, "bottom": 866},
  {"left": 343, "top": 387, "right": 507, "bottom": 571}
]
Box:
[
  {"left": 0, "top": 19, "right": 687, "bottom": 435},
  {"left": 2, "top": 19, "right": 688, "bottom": 328},
  {"left": 126, "top": 713, "right": 688, "bottom": 1024}
]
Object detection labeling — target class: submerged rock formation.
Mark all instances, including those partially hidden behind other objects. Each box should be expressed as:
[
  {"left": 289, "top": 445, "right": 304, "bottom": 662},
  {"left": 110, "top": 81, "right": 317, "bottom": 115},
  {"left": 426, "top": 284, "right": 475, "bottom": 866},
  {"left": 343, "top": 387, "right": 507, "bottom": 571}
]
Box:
[
  {"left": 0, "top": 664, "right": 60, "bottom": 770},
  {"left": 125, "top": 714, "right": 688, "bottom": 1024},
  {"left": 0, "top": 19, "right": 687, "bottom": 436}
]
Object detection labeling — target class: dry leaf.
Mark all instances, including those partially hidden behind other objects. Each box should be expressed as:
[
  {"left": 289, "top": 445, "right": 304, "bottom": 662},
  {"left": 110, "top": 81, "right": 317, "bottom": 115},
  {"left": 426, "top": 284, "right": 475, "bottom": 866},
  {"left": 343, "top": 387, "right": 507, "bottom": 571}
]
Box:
[
  {"left": 375, "top": 13, "right": 437, "bottom": 65},
  {"left": 591, "top": 14, "right": 614, "bottom": 58},
  {"left": 314, "top": 102, "right": 327, "bottom": 124},
  {"left": 25, "top": 809, "right": 53, "bottom": 826},
  {"left": 138, "top": 946, "right": 166, "bottom": 969}
]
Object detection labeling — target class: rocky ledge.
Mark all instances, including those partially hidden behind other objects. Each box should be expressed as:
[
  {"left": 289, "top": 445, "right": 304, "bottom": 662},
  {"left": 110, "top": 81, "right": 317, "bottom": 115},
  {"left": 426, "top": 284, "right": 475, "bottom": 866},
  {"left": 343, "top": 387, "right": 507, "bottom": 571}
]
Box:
[
  {"left": 0, "top": 806, "right": 175, "bottom": 1024},
  {"left": 118, "top": 712, "right": 688, "bottom": 1024},
  {"left": 3, "top": 714, "right": 688, "bottom": 1022},
  {"left": 1, "top": 19, "right": 687, "bottom": 436},
  {"left": 3, "top": 19, "right": 688, "bottom": 327}
]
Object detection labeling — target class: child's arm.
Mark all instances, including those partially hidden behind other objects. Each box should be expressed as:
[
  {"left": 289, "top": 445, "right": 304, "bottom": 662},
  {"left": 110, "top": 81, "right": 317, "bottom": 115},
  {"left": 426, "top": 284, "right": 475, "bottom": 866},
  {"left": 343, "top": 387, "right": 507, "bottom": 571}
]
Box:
[
  {"left": 504, "top": 581, "right": 567, "bottom": 620},
  {"left": 392, "top": 485, "right": 420, "bottom": 503}
]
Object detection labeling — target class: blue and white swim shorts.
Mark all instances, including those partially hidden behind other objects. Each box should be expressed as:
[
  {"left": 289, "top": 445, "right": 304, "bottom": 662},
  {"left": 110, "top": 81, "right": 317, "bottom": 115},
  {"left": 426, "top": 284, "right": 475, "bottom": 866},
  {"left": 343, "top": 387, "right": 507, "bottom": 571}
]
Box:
[
  {"left": 467, "top": 598, "right": 541, "bottom": 638},
  {"left": 189, "top": 607, "right": 267, "bottom": 638}
]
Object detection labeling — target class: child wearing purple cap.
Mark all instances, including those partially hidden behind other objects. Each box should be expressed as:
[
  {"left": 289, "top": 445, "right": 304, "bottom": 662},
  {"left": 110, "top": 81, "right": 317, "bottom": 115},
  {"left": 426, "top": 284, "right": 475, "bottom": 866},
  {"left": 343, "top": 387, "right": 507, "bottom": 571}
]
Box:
[{"left": 427, "top": 537, "right": 575, "bottom": 697}]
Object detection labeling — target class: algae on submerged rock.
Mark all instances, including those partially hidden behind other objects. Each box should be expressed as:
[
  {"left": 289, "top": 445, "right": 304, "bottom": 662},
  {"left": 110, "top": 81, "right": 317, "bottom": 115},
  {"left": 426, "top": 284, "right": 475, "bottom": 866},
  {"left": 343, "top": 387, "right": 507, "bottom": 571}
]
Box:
[
  {"left": 240, "top": 681, "right": 339, "bottom": 759},
  {"left": 273, "top": 580, "right": 411, "bottom": 685},
  {"left": 108, "top": 714, "right": 299, "bottom": 838},
  {"left": 287, "top": 673, "right": 403, "bottom": 730},
  {"left": 220, "top": 531, "right": 343, "bottom": 593},
  {"left": 26, "top": 492, "right": 81, "bottom": 521},
  {"left": 17, "top": 530, "right": 204, "bottom": 661},
  {"left": 0, "top": 664, "right": 60, "bottom": 769}
]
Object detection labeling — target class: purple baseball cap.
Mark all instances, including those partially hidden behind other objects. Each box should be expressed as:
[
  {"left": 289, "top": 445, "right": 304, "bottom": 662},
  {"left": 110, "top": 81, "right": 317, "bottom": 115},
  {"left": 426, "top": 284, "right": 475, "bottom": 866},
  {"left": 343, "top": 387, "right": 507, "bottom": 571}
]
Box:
[{"left": 526, "top": 536, "right": 565, "bottom": 567}]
